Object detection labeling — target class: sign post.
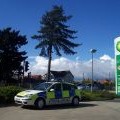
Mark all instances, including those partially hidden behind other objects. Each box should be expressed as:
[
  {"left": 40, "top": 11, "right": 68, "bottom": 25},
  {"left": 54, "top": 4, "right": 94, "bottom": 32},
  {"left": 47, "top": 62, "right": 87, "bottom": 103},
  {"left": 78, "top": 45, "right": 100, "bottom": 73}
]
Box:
[{"left": 114, "top": 37, "right": 120, "bottom": 95}]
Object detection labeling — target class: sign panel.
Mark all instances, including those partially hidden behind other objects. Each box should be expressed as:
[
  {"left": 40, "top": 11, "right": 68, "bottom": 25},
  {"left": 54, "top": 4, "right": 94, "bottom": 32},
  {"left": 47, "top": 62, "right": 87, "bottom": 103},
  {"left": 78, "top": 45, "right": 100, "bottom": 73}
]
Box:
[{"left": 114, "top": 37, "right": 120, "bottom": 95}]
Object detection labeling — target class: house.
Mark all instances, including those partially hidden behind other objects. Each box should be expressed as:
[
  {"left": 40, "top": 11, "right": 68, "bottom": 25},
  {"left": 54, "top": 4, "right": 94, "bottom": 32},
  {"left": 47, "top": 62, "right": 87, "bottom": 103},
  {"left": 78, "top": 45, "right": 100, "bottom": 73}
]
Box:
[
  {"left": 42, "top": 70, "right": 74, "bottom": 83},
  {"left": 23, "top": 74, "right": 45, "bottom": 88}
]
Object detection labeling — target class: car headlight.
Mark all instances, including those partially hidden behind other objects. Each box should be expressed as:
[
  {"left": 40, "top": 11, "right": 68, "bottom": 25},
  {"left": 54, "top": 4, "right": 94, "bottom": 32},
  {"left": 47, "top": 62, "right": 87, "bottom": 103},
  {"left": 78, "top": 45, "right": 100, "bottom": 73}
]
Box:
[{"left": 24, "top": 94, "right": 33, "bottom": 98}]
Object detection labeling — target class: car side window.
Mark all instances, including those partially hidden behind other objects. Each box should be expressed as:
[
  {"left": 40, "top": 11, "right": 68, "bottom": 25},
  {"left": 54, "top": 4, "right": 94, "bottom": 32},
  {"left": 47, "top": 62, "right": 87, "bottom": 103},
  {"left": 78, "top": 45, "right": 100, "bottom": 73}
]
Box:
[
  {"left": 49, "top": 83, "right": 61, "bottom": 91},
  {"left": 63, "top": 83, "right": 71, "bottom": 91},
  {"left": 55, "top": 84, "right": 61, "bottom": 91},
  {"left": 72, "top": 85, "right": 77, "bottom": 90}
]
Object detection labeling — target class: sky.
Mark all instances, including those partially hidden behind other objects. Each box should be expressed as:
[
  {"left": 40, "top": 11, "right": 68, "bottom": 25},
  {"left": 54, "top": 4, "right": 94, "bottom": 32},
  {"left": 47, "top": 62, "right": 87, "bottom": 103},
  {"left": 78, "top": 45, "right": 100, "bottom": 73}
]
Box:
[{"left": 0, "top": 0, "right": 120, "bottom": 79}]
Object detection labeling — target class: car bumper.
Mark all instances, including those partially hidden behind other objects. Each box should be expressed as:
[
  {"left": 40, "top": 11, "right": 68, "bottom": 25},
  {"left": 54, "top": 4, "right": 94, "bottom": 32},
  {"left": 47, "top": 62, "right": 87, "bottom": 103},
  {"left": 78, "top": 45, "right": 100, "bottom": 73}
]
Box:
[{"left": 14, "top": 96, "right": 34, "bottom": 106}]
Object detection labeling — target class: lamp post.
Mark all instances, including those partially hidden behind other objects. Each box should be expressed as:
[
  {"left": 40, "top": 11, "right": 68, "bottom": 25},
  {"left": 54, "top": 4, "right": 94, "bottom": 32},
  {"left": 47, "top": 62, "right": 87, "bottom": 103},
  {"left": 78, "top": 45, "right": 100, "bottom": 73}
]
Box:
[{"left": 90, "top": 49, "right": 97, "bottom": 92}]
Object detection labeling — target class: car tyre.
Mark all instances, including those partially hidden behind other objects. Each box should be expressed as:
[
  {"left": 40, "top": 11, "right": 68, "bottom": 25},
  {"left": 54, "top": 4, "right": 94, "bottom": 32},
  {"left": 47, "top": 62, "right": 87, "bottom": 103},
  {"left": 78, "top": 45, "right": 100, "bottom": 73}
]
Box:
[
  {"left": 72, "top": 97, "right": 79, "bottom": 106},
  {"left": 35, "top": 98, "right": 45, "bottom": 109}
]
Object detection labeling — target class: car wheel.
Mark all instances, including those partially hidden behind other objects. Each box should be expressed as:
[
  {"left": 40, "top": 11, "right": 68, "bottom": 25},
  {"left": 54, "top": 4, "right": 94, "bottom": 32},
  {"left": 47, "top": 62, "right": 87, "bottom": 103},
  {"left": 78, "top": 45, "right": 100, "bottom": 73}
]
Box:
[
  {"left": 72, "top": 97, "right": 79, "bottom": 106},
  {"left": 35, "top": 98, "right": 45, "bottom": 109}
]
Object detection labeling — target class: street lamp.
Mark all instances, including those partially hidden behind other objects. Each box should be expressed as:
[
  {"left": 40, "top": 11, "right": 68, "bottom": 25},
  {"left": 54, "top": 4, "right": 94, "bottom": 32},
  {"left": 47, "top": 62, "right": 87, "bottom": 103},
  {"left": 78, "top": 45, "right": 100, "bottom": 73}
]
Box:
[{"left": 90, "top": 49, "right": 97, "bottom": 92}]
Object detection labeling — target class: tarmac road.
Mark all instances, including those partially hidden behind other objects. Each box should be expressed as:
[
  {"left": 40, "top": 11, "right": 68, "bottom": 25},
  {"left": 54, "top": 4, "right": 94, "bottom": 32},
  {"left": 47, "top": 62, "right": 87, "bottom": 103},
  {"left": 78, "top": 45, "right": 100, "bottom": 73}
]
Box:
[{"left": 0, "top": 100, "right": 120, "bottom": 120}]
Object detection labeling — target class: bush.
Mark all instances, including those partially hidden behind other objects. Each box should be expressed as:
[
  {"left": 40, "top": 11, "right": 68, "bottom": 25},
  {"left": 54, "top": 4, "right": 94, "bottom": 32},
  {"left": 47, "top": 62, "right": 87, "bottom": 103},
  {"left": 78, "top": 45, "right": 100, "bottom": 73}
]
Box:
[
  {"left": 0, "top": 86, "right": 23, "bottom": 104},
  {"left": 81, "top": 90, "right": 116, "bottom": 101},
  {"left": 99, "top": 91, "right": 116, "bottom": 100},
  {"left": 81, "top": 91, "right": 94, "bottom": 101}
]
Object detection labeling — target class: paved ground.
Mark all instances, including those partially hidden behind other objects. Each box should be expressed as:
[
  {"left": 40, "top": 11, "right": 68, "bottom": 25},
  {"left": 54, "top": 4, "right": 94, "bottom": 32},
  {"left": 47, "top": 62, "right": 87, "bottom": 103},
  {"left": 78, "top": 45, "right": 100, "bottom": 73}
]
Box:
[{"left": 0, "top": 100, "right": 120, "bottom": 120}]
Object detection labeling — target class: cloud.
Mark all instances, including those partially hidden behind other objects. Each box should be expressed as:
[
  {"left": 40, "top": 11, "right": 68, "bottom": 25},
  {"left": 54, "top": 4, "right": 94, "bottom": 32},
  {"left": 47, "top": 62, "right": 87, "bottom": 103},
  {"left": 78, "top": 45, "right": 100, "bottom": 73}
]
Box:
[
  {"left": 100, "top": 54, "right": 112, "bottom": 61},
  {"left": 28, "top": 54, "right": 115, "bottom": 80}
]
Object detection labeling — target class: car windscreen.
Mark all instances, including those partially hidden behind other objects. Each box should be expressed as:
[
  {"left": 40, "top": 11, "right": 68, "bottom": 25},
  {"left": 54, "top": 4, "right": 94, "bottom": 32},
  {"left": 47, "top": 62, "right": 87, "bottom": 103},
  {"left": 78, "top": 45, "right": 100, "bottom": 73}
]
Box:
[{"left": 33, "top": 82, "right": 52, "bottom": 91}]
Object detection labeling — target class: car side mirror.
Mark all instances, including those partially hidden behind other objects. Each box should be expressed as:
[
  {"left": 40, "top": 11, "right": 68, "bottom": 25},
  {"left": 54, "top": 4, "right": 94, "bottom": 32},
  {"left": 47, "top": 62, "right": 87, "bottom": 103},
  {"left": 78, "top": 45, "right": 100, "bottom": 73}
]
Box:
[{"left": 50, "top": 88, "right": 54, "bottom": 92}]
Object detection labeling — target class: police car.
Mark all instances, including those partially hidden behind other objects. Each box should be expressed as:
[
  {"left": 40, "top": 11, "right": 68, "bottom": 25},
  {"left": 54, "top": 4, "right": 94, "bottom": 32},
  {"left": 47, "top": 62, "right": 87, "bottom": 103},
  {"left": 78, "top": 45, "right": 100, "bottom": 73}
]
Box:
[{"left": 14, "top": 82, "right": 81, "bottom": 109}]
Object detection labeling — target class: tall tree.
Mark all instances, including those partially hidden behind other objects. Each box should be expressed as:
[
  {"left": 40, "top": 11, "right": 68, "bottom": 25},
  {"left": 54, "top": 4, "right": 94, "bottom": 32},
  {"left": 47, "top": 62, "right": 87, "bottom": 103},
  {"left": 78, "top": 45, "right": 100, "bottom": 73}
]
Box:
[
  {"left": 0, "top": 27, "right": 28, "bottom": 83},
  {"left": 32, "top": 5, "right": 80, "bottom": 81}
]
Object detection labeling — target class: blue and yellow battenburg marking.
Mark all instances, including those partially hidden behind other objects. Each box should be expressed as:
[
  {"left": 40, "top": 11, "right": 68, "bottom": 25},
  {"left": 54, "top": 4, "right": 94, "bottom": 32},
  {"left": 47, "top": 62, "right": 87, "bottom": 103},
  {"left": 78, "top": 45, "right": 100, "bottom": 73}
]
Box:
[{"left": 35, "top": 89, "right": 80, "bottom": 100}]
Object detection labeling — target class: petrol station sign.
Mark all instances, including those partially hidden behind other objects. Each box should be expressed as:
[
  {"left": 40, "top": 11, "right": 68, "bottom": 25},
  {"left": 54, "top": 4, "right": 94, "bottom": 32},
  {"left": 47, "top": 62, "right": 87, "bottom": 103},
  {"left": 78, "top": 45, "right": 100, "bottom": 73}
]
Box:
[{"left": 115, "top": 37, "right": 120, "bottom": 95}]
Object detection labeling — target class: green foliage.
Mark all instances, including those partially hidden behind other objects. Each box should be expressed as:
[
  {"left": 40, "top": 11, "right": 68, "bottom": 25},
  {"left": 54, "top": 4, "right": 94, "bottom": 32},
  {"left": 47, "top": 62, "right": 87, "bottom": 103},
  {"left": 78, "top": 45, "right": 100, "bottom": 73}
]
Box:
[
  {"left": 0, "top": 27, "right": 28, "bottom": 82},
  {"left": 0, "top": 86, "right": 23, "bottom": 104},
  {"left": 99, "top": 91, "right": 116, "bottom": 99},
  {"left": 32, "top": 5, "right": 80, "bottom": 57},
  {"left": 81, "top": 90, "right": 116, "bottom": 101}
]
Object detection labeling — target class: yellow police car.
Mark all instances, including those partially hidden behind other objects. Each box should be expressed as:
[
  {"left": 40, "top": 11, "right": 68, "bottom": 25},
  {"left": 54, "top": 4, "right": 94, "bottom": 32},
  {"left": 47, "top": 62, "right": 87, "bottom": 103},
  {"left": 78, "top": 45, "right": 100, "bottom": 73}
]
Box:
[{"left": 14, "top": 82, "right": 81, "bottom": 109}]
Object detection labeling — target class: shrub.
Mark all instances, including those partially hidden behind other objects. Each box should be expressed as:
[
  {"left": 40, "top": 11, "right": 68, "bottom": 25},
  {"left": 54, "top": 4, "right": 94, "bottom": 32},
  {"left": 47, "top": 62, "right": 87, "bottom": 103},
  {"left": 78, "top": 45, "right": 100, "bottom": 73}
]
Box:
[
  {"left": 81, "top": 91, "right": 94, "bottom": 101},
  {"left": 81, "top": 90, "right": 116, "bottom": 101},
  {"left": 0, "top": 86, "right": 23, "bottom": 104},
  {"left": 99, "top": 91, "right": 116, "bottom": 100}
]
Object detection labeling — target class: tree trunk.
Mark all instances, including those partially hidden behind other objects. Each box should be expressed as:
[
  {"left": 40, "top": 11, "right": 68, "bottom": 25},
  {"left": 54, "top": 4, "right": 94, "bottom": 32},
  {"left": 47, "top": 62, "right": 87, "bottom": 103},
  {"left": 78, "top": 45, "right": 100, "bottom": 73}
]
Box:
[{"left": 47, "top": 45, "right": 52, "bottom": 81}]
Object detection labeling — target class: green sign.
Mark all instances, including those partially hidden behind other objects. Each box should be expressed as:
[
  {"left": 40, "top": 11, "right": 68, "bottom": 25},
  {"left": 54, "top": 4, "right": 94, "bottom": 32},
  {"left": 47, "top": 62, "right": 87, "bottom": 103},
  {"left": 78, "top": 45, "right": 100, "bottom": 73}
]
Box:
[
  {"left": 116, "top": 55, "right": 120, "bottom": 95},
  {"left": 115, "top": 37, "right": 120, "bottom": 95},
  {"left": 116, "top": 41, "right": 120, "bottom": 52}
]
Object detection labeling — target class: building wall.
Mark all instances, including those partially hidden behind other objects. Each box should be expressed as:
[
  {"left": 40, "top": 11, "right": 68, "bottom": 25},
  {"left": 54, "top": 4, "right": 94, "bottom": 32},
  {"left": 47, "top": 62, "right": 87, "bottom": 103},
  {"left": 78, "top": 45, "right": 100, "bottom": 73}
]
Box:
[{"left": 63, "top": 73, "right": 74, "bottom": 83}]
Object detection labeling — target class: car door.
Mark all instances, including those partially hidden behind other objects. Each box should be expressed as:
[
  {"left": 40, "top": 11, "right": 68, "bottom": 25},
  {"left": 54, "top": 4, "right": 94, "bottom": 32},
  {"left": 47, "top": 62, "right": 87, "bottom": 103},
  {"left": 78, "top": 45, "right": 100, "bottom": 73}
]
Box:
[
  {"left": 47, "top": 83, "right": 62, "bottom": 105},
  {"left": 62, "top": 83, "right": 72, "bottom": 104}
]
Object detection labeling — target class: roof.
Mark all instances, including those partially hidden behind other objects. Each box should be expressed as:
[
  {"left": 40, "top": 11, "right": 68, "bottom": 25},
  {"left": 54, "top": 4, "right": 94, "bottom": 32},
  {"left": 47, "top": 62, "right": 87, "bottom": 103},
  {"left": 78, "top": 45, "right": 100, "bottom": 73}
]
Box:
[
  {"left": 50, "top": 70, "right": 73, "bottom": 77},
  {"left": 45, "top": 81, "right": 75, "bottom": 86}
]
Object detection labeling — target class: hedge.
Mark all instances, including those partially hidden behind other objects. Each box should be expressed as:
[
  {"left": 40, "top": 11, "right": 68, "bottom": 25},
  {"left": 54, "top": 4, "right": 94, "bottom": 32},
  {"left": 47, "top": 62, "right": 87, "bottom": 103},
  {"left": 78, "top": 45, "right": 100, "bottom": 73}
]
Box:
[
  {"left": 0, "top": 86, "right": 23, "bottom": 104},
  {"left": 81, "top": 90, "right": 116, "bottom": 101}
]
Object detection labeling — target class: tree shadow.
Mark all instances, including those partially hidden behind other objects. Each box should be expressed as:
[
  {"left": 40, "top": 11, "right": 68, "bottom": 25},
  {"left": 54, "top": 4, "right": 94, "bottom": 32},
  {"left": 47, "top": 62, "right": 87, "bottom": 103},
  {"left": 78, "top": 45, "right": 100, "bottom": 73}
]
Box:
[{"left": 0, "top": 103, "right": 20, "bottom": 108}]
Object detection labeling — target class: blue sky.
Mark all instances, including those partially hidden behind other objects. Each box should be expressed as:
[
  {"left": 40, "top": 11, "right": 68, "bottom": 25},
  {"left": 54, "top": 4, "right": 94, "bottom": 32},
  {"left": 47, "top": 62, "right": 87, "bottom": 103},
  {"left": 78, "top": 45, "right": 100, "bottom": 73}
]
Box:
[
  {"left": 0, "top": 0, "right": 120, "bottom": 60},
  {"left": 0, "top": 0, "right": 119, "bottom": 78}
]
